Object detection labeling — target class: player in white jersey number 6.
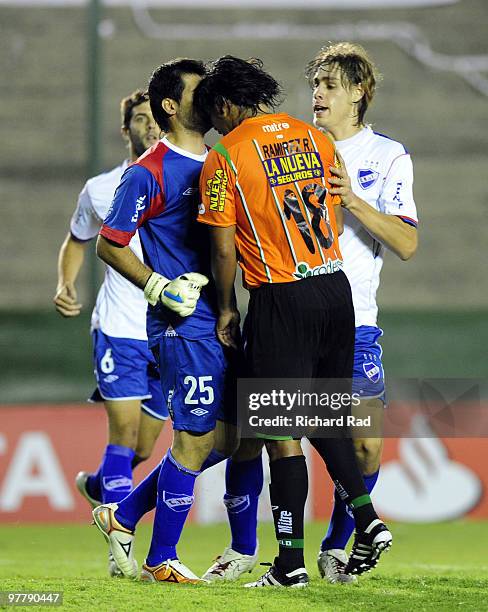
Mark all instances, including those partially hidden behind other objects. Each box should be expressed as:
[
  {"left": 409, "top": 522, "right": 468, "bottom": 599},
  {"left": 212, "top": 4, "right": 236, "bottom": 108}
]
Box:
[
  {"left": 307, "top": 43, "right": 418, "bottom": 582},
  {"left": 53, "top": 91, "right": 170, "bottom": 576}
]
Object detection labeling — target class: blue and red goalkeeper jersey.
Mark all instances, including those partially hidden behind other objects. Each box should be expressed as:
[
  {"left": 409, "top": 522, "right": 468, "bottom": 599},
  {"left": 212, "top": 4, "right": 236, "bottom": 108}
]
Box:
[{"left": 100, "top": 137, "right": 216, "bottom": 346}]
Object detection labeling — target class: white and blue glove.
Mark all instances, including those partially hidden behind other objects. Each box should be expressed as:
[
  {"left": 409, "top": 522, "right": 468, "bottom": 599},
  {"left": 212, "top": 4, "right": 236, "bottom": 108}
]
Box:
[{"left": 144, "top": 272, "right": 209, "bottom": 317}]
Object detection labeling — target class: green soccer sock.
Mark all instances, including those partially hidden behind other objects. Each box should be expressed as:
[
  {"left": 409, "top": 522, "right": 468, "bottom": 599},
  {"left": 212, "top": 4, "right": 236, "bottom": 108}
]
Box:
[{"left": 349, "top": 493, "right": 377, "bottom": 532}]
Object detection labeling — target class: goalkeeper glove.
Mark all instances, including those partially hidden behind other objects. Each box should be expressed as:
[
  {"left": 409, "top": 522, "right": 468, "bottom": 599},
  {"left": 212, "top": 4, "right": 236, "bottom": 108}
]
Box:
[{"left": 144, "top": 272, "right": 209, "bottom": 317}]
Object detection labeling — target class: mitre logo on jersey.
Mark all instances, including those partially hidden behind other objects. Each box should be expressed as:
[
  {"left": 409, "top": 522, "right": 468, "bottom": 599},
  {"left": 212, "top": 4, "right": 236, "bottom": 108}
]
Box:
[
  {"left": 363, "top": 361, "right": 381, "bottom": 383},
  {"left": 163, "top": 491, "right": 194, "bottom": 512},
  {"left": 358, "top": 168, "right": 379, "bottom": 190},
  {"left": 262, "top": 151, "right": 323, "bottom": 187},
  {"left": 262, "top": 121, "right": 290, "bottom": 133}
]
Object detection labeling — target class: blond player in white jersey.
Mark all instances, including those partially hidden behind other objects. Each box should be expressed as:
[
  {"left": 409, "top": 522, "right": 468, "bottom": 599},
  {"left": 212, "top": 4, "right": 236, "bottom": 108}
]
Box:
[
  {"left": 307, "top": 43, "right": 418, "bottom": 582},
  {"left": 53, "top": 91, "right": 168, "bottom": 575}
]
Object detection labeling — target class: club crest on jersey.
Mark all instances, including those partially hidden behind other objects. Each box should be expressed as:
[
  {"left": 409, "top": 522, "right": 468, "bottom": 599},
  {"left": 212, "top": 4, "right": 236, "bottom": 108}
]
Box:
[
  {"left": 363, "top": 361, "right": 381, "bottom": 383},
  {"left": 357, "top": 168, "right": 379, "bottom": 190}
]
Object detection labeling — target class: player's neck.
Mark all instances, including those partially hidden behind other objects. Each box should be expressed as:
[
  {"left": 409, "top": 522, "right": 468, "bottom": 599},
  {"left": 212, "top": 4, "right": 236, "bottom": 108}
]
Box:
[
  {"left": 328, "top": 122, "right": 363, "bottom": 142},
  {"left": 165, "top": 127, "right": 206, "bottom": 156}
]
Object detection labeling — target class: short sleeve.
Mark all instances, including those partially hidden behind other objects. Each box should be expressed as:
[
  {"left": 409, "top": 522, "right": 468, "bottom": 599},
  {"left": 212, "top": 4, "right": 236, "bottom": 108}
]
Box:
[
  {"left": 70, "top": 184, "right": 102, "bottom": 241},
  {"left": 379, "top": 154, "right": 418, "bottom": 227},
  {"left": 100, "top": 164, "right": 161, "bottom": 246},
  {"left": 198, "top": 146, "right": 237, "bottom": 227}
]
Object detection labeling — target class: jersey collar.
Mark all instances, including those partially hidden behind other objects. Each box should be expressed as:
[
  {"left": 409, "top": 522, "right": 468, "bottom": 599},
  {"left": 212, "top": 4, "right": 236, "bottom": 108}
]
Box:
[{"left": 162, "top": 136, "right": 208, "bottom": 162}]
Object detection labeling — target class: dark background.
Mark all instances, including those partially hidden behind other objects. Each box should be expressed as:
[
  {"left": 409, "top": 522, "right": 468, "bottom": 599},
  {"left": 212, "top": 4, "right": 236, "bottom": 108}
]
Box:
[{"left": 1, "top": 0, "right": 487, "bottom": 402}]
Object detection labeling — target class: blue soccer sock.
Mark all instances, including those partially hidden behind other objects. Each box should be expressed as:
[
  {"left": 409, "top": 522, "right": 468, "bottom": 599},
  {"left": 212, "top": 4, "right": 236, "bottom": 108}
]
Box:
[
  {"left": 115, "top": 462, "right": 161, "bottom": 532},
  {"left": 86, "top": 465, "right": 102, "bottom": 502},
  {"left": 146, "top": 450, "right": 199, "bottom": 566},
  {"left": 100, "top": 444, "right": 135, "bottom": 504},
  {"left": 321, "top": 469, "right": 380, "bottom": 551},
  {"left": 114, "top": 449, "right": 227, "bottom": 532},
  {"left": 224, "top": 455, "right": 263, "bottom": 556}
]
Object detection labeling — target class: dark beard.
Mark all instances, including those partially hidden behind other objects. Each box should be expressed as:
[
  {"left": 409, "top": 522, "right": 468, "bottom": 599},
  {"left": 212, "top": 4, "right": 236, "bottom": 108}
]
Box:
[
  {"left": 181, "top": 109, "right": 211, "bottom": 135},
  {"left": 131, "top": 135, "right": 147, "bottom": 158}
]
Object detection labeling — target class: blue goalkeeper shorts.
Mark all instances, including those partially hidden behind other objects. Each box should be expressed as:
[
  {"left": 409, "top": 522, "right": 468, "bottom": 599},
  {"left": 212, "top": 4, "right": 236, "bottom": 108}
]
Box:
[
  {"left": 91, "top": 329, "right": 169, "bottom": 421},
  {"left": 352, "top": 325, "right": 386, "bottom": 403},
  {"left": 154, "top": 333, "right": 235, "bottom": 433}
]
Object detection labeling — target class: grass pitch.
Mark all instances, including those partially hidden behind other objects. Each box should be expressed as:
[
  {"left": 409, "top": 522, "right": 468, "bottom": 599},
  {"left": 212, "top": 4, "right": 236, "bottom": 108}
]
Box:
[{"left": 1, "top": 521, "right": 487, "bottom": 611}]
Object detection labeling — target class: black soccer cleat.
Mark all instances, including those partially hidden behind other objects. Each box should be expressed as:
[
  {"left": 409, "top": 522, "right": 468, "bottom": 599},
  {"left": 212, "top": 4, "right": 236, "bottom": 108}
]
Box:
[
  {"left": 244, "top": 562, "right": 309, "bottom": 588},
  {"left": 344, "top": 519, "right": 393, "bottom": 576}
]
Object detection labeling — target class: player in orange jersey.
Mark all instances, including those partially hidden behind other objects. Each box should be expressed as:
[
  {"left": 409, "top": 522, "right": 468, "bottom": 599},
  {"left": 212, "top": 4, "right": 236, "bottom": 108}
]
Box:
[{"left": 195, "top": 56, "right": 392, "bottom": 587}]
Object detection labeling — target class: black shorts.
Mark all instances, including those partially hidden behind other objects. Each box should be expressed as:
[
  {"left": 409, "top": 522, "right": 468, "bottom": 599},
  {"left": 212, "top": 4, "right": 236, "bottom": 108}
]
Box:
[{"left": 243, "top": 270, "right": 355, "bottom": 381}]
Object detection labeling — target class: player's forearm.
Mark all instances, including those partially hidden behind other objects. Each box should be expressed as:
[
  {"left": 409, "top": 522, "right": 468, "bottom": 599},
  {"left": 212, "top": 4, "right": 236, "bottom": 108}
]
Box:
[
  {"left": 209, "top": 228, "right": 238, "bottom": 313},
  {"left": 345, "top": 197, "right": 418, "bottom": 260},
  {"left": 334, "top": 204, "right": 344, "bottom": 236},
  {"left": 212, "top": 249, "right": 238, "bottom": 313},
  {"left": 96, "top": 235, "right": 152, "bottom": 290},
  {"left": 57, "top": 233, "right": 87, "bottom": 289}
]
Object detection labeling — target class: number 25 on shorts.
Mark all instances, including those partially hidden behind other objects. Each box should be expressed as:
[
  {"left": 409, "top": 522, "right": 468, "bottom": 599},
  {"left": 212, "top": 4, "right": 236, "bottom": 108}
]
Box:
[{"left": 184, "top": 375, "right": 214, "bottom": 405}]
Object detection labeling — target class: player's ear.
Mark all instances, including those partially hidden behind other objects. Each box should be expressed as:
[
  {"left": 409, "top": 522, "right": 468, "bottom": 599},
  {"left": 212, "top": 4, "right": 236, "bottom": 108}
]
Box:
[
  {"left": 220, "top": 99, "right": 232, "bottom": 119},
  {"left": 351, "top": 83, "right": 365, "bottom": 105},
  {"left": 162, "top": 97, "right": 177, "bottom": 118}
]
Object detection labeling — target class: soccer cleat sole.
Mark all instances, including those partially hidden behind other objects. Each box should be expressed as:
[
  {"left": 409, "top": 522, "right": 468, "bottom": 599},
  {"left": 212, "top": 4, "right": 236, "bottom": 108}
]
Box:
[{"left": 108, "top": 552, "right": 124, "bottom": 578}]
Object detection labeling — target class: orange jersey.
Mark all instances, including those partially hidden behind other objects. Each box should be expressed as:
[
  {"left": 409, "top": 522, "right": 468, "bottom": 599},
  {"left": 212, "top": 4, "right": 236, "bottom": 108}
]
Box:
[{"left": 198, "top": 113, "right": 343, "bottom": 288}]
